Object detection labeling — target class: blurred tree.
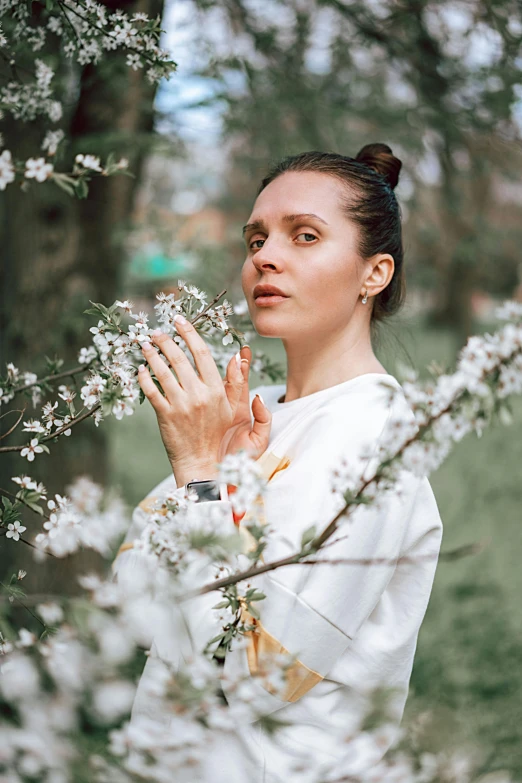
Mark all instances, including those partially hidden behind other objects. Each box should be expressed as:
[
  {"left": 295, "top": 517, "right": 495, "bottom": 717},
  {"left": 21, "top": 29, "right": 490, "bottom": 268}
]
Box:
[
  {"left": 0, "top": 0, "right": 170, "bottom": 586},
  {"left": 189, "top": 0, "right": 522, "bottom": 345}
]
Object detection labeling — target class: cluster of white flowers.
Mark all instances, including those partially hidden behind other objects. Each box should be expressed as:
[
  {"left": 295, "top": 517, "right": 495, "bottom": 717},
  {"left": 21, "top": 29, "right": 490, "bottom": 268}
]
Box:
[
  {"left": 78, "top": 289, "right": 255, "bottom": 422},
  {"left": 0, "top": 0, "right": 174, "bottom": 194},
  {"left": 355, "top": 310, "right": 522, "bottom": 490},
  {"left": 0, "top": 58, "right": 61, "bottom": 124},
  {"left": 41, "top": 128, "right": 65, "bottom": 156},
  {"left": 217, "top": 449, "right": 267, "bottom": 516},
  {"left": 154, "top": 283, "right": 236, "bottom": 348},
  {"left": 2, "top": 288, "right": 278, "bottom": 468},
  {"left": 104, "top": 644, "right": 295, "bottom": 782},
  {"left": 1, "top": 1, "right": 176, "bottom": 123},
  {"left": 33, "top": 476, "right": 127, "bottom": 558},
  {"left": 0, "top": 362, "right": 38, "bottom": 405},
  {"left": 4, "top": 300, "right": 522, "bottom": 780}
]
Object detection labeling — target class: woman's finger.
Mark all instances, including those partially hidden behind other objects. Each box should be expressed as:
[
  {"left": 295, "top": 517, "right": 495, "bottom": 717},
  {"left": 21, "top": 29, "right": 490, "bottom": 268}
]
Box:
[
  {"left": 141, "top": 341, "right": 180, "bottom": 404},
  {"left": 137, "top": 364, "right": 169, "bottom": 414},
  {"left": 172, "top": 314, "right": 223, "bottom": 389},
  {"left": 224, "top": 347, "right": 249, "bottom": 410},
  {"left": 151, "top": 330, "right": 199, "bottom": 392},
  {"left": 250, "top": 393, "right": 271, "bottom": 450}
]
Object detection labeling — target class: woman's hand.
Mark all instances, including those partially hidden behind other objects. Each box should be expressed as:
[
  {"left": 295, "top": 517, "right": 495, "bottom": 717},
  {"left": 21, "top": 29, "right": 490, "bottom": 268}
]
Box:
[
  {"left": 137, "top": 317, "right": 271, "bottom": 487},
  {"left": 218, "top": 344, "right": 272, "bottom": 463}
]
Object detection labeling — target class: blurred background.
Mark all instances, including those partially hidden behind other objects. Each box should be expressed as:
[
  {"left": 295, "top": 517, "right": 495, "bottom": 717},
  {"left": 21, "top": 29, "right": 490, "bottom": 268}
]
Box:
[{"left": 1, "top": 0, "right": 522, "bottom": 774}]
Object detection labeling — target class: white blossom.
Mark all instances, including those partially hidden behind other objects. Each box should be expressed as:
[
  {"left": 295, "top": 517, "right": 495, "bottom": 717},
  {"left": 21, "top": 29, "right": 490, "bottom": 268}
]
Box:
[
  {"left": 0, "top": 149, "right": 15, "bottom": 190},
  {"left": 17, "top": 628, "right": 36, "bottom": 648},
  {"left": 25, "top": 157, "right": 53, "bottom": 182},
  {"left": 92, "top": 680, "right": 136, "bottom": 723},
  {"left": 75, "top": 153, "right": 102, "bottom": 171},
  {"left": 12, "top": 475, "right": 46, "bottom": 494},
  {"left": 20, "top": 438, "right": 44, "bottom": 462},
  {"left": 6, "top": 521, "right": 27, "bottom": 541},
  {"left": 22, "top": 419, "right": 46, "bottom": 434},
  {"left": 41, "top": 128, "right": 64, "bottom": 156},
  {"left": 78, "top": 345, "right": 97, "bottom": 364}
]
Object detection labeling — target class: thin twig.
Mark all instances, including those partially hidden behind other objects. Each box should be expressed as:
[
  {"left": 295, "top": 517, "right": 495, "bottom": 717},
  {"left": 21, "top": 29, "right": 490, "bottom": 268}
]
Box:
[
  {"left": 0, "top": 582, "right": 47, "bottom": 629},
  {"left": 299, "top": 541, "right": 486, "bottom": 567},
  {"left": 59, "top": 0, "right": 167, "bottom": 67},
  {"left": 0, "top": 403, "right": 101, "bottom": 453},
  {"left": 0, "top": 487, "right": 51, "bottom": 522},
  {"left": 191, "top": 289, "right": 228, "bottom": 326},
  {"left": 0, "top": 527, "right": 53, "bottom": 556},
  {"left": 0, "top": 408, "right": 26, "bottom": 440},
  {"left": 11, "top": 362, "right": 93, "bottom": 395}
]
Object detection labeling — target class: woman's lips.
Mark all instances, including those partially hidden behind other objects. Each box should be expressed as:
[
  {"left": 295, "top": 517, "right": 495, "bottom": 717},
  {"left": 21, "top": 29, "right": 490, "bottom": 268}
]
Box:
[{"left": 254, "top": 295, "right": 289, "bottom": 306}]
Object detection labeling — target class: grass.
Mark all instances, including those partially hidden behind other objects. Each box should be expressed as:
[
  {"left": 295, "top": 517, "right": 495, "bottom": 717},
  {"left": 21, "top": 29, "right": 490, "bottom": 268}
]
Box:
[{"left": 108, "top": 314, "right": 522, "bottom": 775}]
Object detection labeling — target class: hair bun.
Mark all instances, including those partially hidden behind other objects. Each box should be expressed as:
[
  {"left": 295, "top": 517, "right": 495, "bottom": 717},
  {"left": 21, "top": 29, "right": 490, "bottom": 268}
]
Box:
[{"left": 355, "top": 143, "right": 402, "bottom": 190}]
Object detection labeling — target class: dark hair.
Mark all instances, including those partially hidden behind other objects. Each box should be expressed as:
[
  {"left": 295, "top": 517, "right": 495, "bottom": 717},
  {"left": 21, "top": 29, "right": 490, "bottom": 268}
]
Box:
[{"left": 257, "top": 143, "right": 405, "bottom": 326}]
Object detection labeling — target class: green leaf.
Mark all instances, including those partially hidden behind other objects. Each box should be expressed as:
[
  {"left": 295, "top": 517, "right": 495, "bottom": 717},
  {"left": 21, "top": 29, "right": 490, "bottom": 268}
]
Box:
[
  {"left": 75, "top": 178, "right": 89, "bottom": 199},
  {"left": 247, "top": 603, "right": 260, "bottom": 620},
  {"left": 88, "top": 301, "right": 111, "bottom": 318},
  {"left": 212, "top": 600, "right": 230, "bottom": 610},
  {"left": 245, "top": 589, "right": 265, "bottom": 602},
  {"left": 206, "top": 632, "right": 227, "bottom": 646},
  {"left": 6, "top": 584, "right": 25, "bottom": 600},
  {"left": 300, "top": 525, "right": 317, "bottom": 549},
  {"left": 53, "top": 177, "right": 76, "bottom": 197}
]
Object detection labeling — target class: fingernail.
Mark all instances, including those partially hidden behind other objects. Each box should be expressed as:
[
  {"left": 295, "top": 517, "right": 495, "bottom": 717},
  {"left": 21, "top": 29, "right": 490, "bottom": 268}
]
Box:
[
  {"left": 152, "top": 328, "right": 162, "bottom": 336},
  {"left": 142, "top": 341, "right": 151, "bottom": 350},
  {"left": 138, "top": 364, "right": 146, "bottom": 372},
  {"left": 240, "top": 358, "right": 249, "bottom": 365},
  {"left": 174, "top": 313, "right": 187, "bottom": 325},
  {"left": 235, "top": 352, "right": 241, "bottom": 369},
  {"left": 255, "top": 392, "right": 265, "bottom": 406}
]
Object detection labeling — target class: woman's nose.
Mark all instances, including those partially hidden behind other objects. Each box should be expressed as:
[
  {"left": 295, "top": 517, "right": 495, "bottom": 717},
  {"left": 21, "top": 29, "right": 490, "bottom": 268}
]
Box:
[{"left": 252, "top": 239, "right": 283, "bottom": 272}]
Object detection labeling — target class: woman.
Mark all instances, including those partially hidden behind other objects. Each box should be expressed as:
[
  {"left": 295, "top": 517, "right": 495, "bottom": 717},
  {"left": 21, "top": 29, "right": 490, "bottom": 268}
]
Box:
[{"left": 113, "top": 143, "right": 443, "bottom": 782}]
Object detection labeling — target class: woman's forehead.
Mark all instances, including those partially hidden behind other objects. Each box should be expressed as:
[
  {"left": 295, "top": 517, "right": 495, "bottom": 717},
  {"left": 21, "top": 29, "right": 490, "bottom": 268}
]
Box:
[{"left": 248, "top": 171, "right": 347, "bottom": 224}]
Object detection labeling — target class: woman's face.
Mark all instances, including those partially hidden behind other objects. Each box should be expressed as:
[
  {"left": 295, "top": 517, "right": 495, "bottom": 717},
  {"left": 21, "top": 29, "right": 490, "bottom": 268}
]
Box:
[{"left": 241, "top": 171, "right": 369, "bottom": 341}]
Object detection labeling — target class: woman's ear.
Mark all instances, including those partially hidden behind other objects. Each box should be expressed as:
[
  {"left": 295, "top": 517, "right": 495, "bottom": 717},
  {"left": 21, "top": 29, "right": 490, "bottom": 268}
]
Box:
[{"left": 364, "top": 253, "right": 395, "bottom": 298}]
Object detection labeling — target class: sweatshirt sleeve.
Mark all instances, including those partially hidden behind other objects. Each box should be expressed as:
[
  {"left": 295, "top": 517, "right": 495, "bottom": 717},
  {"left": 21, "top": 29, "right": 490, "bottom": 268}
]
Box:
[
  {"left": 111, "top": 387, "right": 266, "bottom": 653},
  {"left": 221, "top": 389, "right": 443, "bottom": 709}
]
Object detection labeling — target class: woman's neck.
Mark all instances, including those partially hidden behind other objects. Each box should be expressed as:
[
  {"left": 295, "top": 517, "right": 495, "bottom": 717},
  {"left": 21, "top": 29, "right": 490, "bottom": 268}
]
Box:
[{"left": 280, "top": 323, "right": 387, "bottom": 403}]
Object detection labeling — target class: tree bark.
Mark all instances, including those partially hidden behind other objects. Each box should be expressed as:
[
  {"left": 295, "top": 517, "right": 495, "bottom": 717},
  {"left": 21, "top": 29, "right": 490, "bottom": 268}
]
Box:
[{"left": 0, "top": 0, "right": 165, "bottom": 593}]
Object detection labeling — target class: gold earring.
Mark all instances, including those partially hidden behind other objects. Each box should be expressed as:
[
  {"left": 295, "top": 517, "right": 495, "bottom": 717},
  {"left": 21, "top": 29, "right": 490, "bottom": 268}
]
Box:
[{"left": 361, "top": 289, "right": 368, "bottom": 304}]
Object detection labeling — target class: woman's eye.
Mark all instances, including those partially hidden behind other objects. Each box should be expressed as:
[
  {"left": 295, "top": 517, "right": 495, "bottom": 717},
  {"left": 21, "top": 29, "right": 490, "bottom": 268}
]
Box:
[
  {"left": 250, "top": 239, "right": 265, "bottom": 249},
  {"left": 296, "top": 233, "right": 317, "bottom": 243}
]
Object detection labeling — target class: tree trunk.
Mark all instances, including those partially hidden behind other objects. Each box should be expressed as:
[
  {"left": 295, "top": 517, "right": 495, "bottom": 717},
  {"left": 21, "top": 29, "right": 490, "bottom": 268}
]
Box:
[{"left": 0, "top": 0, "right": 165, "bottom": 593}]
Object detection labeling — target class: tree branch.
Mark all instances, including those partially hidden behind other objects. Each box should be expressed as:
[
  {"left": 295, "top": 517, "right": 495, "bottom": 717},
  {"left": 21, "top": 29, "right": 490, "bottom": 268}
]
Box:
[
  {"left": 11, "top": 362, "right": 93, "bottom": 396},
  {"left": 0, "top": 403, "right": 101, "bottom": 453},
  {"left": 181, "top": 343, "right": 520, "bottom": 602}
]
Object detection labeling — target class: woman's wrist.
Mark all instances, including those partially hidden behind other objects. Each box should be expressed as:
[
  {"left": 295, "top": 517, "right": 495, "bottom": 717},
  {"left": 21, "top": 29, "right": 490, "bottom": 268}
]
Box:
[{"left": 173, "top": 459, "right": 220, "bottom": 488}]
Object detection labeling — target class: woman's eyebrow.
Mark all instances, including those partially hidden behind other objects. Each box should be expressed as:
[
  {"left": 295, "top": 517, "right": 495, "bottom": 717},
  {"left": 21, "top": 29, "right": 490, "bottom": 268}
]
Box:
[{"left": 242, "top": 213, "right": 328, "bottom": 237}]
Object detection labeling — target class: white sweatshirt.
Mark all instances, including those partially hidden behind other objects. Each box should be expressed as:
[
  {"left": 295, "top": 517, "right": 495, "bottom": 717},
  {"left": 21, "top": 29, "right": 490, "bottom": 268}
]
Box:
[{"left": 113, "top": 373, "right": 443, "bottom": 782}]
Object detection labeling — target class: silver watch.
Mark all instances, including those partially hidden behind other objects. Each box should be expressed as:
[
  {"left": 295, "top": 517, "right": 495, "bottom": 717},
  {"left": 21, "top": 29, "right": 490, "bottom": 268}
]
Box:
[{"left": 185, "top": 479, "right": 229, "bottom": 502}]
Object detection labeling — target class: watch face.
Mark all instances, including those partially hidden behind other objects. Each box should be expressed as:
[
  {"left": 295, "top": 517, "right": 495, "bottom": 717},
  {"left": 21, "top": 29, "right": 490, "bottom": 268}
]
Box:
[{"left": 186, "top": 480, "right": 221, "bottom": 502}]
